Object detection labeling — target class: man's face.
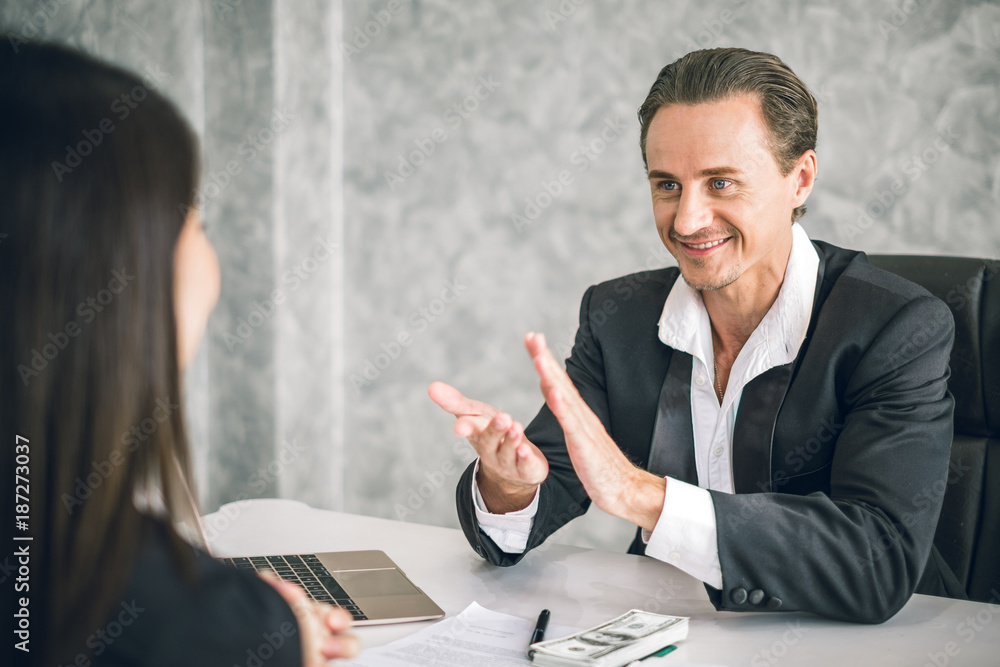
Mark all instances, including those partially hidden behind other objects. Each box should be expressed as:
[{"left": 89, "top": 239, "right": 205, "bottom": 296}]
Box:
[{"left": 645, "top": 95, "right": 809, "bottom": 292}]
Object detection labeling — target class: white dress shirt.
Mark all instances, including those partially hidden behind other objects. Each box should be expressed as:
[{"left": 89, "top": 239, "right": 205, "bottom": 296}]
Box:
[{"left": 473, "top": 223, "right": 819, "bottom": 590}]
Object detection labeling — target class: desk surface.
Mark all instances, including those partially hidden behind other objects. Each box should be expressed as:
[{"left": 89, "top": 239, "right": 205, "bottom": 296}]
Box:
[{"left": 203, "top": 499, "right": 999, "bottom": 666}]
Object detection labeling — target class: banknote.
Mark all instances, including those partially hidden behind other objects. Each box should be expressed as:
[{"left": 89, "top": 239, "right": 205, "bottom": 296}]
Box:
[{"left": 530, "top": 609, "right": 688, "bottom": 666}]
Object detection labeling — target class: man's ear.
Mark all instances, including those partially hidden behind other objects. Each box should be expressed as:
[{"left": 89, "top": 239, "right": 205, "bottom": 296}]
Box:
[{"left": 791, "top": 149, "right": 817, "bottom": 210}]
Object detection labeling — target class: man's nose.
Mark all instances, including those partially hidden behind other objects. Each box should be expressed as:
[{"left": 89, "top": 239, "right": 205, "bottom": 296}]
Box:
[{"left": 672, "top": 190, "right": 713, "bottom": 237}]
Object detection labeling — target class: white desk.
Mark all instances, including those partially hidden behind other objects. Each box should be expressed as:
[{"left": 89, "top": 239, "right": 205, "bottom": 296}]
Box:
[{"left": 203, "top": 499, "right": 999, "bottom": 666}]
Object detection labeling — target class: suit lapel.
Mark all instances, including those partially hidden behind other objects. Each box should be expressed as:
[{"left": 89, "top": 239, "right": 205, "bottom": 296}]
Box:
[
  {"left": 730, "top": 243, "right": 833, "bottom": 494},
  {"left": 647, "top": 350, "right": 698, "bottom": 484},
  {"left": 731, "top": 363, "right": 795, "bottom": 493}
]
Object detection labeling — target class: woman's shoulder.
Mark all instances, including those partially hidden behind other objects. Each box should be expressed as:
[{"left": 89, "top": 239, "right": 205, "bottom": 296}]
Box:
[{"left": 94, "top": 517, "right": 301, "bottom": 666}]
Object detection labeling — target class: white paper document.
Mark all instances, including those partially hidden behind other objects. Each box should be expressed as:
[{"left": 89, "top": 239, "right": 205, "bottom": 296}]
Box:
[{"left": 340, "top": 602, "right": 582, "bottom": 667}]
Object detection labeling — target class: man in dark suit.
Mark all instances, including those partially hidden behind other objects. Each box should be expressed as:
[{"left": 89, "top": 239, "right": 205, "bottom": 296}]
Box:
[{"left": 429, "top": 48, "right": 959, "bottom": 623}]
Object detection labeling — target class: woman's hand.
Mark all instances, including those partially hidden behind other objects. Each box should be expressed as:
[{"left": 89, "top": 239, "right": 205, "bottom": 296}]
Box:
[{"left": 260, "top": 571, "right": 361, "bottom": 664}]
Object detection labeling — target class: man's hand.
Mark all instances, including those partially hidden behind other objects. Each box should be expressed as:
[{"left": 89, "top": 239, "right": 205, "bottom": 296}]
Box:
[
  {"left": 259, "top": 571, "right": 360, "bottom": 664},
  {"left": 428, "top": 381, "right": 549, "bottom": 513},
  {"left": 524, "top": 332, "right": 665, "bottom": 531}
]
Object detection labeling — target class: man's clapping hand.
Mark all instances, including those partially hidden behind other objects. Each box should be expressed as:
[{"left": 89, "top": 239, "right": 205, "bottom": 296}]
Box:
[
  {"left": 430, "top": 333, "right": 664, "bottom": 531},
  {"left": 427, "top": 379, "right": 549, "bottom": 513}
]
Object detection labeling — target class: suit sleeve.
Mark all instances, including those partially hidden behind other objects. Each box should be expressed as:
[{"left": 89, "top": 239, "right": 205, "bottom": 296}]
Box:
[
  {"left": 709, "top": 295, "right": 955, "bottom": 623},
  {"left": 456, "top": 285, "right": 610, "bottom": 565}
]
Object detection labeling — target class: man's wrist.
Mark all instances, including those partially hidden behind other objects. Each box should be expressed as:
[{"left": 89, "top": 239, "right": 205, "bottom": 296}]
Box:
[
  {"left": 476, "top": 467, "right": 538, "bottom": 514},
  {"left": 621, "top": 470, "right": 666, "bottom": 533}
]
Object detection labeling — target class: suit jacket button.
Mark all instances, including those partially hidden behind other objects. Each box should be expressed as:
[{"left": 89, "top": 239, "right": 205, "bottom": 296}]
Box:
[
  {"left": 730, "top": 587, "right": 748, "bottom": 604},
  {"left": 766, "top": 597, "right": 783, "bottom": 609},
  {"left": 749, "top": 589, "right": 765, "bottom": 605}
]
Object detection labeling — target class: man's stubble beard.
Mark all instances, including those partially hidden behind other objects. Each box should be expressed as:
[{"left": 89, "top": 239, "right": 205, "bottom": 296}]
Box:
[{"left": 680, "top": 257, "right": 743, "bottom": 292}]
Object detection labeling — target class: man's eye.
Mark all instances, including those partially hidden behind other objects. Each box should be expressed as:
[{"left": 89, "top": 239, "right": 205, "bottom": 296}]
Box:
[
  {"left": 659, "top": 181, "right": 679, "bottom": 192},
  {"left": 711, "top": 179, "right": 731, "bottom": 190}
]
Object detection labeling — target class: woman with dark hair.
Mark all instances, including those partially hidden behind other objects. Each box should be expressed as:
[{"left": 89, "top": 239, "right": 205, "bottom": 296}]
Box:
[{"left": 0, "top": 42, "right": 358, "bottom": 665}]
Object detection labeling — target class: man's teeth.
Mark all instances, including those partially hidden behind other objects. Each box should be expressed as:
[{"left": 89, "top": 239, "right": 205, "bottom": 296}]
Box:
[{"left": 687, "top": 239, "right": 727, "bottom": 250}]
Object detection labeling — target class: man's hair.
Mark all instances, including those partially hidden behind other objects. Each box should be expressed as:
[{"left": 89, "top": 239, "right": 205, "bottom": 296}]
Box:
[{"left": 637, "top": 47, "right": 818, "bottom": 222}]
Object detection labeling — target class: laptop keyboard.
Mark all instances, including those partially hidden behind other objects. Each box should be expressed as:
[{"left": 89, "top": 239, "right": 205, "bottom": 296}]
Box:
[{"left": 221, "top": 554, "right": 368, "bottom": 621}]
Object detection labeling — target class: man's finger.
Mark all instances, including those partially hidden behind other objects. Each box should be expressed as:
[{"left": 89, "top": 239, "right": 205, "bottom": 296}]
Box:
[
  {"left": 453, "top": 414, "right": 490, "bottom": 439},
  {"left": 480, "top": 413, "right": 515, "bottom": 463},
  {"left": 525, "top": 333, "right": 584, "bottom": 413},
  {"left": 491, "top": 417, "right": 523, "bottom": 470},
  {"left": 525, "top": 333, "right": 597, "bottom": 441},
  {"left": 514, "top": 440, "right": 549, "bottom": 483},
  {"left": 496, "top": 419, "right": 548, "bottom": 484},
  {"left": 525, "top": 333, "right": 572, "bottom": 390},
  {"left": 428, "top": 381, "right": 497, "bottom": 418}
]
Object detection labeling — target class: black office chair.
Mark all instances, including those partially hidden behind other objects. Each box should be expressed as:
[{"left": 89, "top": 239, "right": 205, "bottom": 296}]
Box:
[{"left": 868, "top": 255, "right": 1000, "bottom": 603}]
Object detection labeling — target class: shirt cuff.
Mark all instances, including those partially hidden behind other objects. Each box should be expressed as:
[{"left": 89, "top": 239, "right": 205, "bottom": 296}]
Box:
[
  {"left": 643, "top": 477, "right": 724, "bottom": 589},
  {"left": 471, "top": 459, "right": 539, "bottom": 554}
]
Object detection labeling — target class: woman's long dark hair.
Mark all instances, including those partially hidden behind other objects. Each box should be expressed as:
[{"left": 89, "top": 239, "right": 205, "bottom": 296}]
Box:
[{"left": 1, "top": 42, "right": 201, "bottom": 665}]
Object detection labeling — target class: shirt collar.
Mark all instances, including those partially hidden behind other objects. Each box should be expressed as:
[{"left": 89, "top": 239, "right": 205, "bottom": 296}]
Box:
[{"left": 657, "top": 223, "right": 819, "bottom": 370}]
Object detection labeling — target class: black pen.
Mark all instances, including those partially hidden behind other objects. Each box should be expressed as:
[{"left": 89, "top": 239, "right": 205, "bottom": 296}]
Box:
[{"left": 527, "top": 609, "right": 550, "bottom": 658}]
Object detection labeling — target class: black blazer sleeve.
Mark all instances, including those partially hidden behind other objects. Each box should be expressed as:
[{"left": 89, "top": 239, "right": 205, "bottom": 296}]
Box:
[{"left": 709, "top": 294, "right": 955, "bottom": 623}]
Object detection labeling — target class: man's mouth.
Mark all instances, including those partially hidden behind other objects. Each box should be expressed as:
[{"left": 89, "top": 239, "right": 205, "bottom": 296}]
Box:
[
  {"left": 684, "top": 238, "right": 728, "bottom": 250},
  {"left": 679, "top": 237, "right": 731, "bottom": 253}
]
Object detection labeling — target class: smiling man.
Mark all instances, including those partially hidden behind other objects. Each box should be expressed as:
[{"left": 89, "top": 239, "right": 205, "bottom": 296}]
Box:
[{"left": 429, "top": 48, "right": 960, "bottom": 623}]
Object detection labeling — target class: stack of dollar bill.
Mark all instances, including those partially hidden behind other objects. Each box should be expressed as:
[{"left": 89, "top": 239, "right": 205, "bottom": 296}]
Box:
[{"left": 529, "top": 610, "right": 688, "bottom": 667}]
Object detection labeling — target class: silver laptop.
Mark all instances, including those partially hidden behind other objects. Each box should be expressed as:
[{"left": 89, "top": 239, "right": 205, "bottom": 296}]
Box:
[
  {"left": 167, "top": 461, "right": 444, "bottom": 626},
  {"left": 220, "top": 550, "right": 445, "bottom": 625}
]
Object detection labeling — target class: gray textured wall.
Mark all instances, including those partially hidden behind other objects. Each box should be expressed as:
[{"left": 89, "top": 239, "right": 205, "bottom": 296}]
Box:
[{"left": 6, "top": 0, "right": 999, "bottom": 553}]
